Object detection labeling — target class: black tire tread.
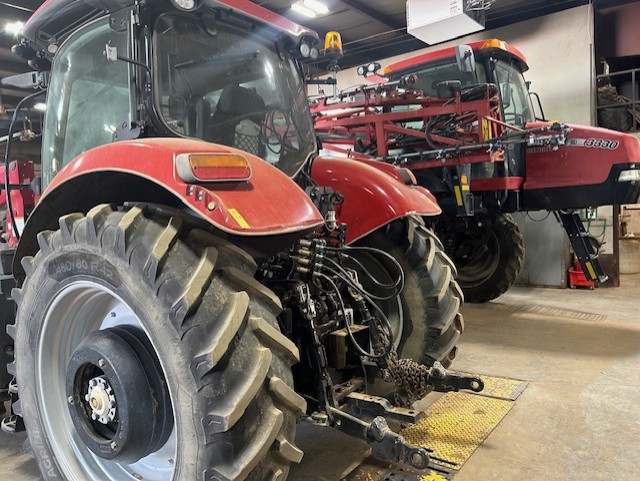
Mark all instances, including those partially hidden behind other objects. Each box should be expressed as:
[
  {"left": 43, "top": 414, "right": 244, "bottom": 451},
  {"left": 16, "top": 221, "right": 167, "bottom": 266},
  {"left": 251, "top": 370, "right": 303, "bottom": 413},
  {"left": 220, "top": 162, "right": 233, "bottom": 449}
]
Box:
[
  {"left": 14, "top": 204, "right": 303, "bottom": 481},
  {"left": 462, "top": 213, "right": 525, "bottom": 303},
  {"left": 357, "top": 217, "right": 463, "bottom": 369},
  {"left": 403, "top": 221, "right": 463, "bottom": 366}
]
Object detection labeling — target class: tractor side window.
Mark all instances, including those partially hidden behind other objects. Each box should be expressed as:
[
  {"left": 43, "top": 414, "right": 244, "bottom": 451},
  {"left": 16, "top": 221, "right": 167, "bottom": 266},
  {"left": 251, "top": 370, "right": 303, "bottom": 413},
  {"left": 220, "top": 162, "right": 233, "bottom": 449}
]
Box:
[{"left": 42, "top": 18, "right": 129, "bottom": 188}]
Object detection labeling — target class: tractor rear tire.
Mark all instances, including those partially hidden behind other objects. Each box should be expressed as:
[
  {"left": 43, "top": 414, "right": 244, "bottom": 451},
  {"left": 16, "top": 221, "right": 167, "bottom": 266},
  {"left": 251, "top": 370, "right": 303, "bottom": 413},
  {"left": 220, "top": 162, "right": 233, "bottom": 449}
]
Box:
[
  {"left": 9, "top": 205, "right": 305, "bottom": 481},
  {"left": 455, "top": 213, "right": 525, "bottom": 303},
  {"left": 353, "top": 216, "right": 464, "bottom": 369}
]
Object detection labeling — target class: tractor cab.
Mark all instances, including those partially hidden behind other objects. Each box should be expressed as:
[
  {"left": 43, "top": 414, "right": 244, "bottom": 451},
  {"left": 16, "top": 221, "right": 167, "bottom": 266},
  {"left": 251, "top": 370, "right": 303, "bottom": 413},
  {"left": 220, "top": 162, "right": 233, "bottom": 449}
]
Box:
[{"left": 21, "top": 0, "right": 320, "bottom": 188}]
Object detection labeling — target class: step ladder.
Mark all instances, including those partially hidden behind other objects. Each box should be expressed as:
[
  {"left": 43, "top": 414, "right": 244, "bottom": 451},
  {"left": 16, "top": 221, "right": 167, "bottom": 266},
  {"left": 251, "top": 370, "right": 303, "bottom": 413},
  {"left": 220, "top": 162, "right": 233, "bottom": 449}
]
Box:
[{"left": 556, "top": 211, "right": 608, "bottom": 284}]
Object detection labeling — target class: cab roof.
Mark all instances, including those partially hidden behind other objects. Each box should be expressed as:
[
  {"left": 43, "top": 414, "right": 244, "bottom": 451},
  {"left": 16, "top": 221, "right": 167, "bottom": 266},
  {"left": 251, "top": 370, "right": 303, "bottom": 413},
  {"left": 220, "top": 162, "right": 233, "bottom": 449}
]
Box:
[
  {"left": 385, "top": 39, "right": 529, "bottom": 77},
  {"left": 23, "top": 0, "right": 318, "bottom": 51}
]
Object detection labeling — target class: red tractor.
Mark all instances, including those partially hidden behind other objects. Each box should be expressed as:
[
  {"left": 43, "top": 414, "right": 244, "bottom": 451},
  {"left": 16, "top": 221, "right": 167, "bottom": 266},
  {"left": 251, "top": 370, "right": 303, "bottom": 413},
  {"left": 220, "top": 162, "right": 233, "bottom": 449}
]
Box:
[
  {"left": 0, "top": 1, "right": 480, "bottom": 479},
  {"left": 312, "top": 39, "right": 640, "bottom": 302}
]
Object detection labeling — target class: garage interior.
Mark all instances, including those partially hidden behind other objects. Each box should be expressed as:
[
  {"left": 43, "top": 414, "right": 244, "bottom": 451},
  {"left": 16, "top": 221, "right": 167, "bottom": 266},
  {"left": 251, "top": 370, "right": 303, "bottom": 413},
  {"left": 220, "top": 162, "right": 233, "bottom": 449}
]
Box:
[{"left": 1, "top": 0, "right": 640, "bottom": 480}]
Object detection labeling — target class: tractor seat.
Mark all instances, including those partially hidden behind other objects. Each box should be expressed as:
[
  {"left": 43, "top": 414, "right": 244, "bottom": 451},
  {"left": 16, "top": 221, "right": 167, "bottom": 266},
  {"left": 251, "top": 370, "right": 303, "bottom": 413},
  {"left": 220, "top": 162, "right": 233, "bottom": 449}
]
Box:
[{"left": 209, "top": 85, "right": 266, "bottom": 157}]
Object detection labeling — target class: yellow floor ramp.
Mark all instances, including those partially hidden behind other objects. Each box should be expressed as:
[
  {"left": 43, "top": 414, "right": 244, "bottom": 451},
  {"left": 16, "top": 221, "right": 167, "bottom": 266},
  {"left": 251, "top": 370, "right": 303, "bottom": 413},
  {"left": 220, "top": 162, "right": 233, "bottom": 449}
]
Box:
[{"left": 347, "top": 374, "right": 528, "bottom": 481}]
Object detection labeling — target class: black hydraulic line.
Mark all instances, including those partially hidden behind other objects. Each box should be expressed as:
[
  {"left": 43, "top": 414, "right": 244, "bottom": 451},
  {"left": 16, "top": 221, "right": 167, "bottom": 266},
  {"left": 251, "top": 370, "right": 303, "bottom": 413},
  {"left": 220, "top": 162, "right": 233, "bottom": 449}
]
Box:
[{"left": 3, "top": 89, "right": 46, "bottom": 241}]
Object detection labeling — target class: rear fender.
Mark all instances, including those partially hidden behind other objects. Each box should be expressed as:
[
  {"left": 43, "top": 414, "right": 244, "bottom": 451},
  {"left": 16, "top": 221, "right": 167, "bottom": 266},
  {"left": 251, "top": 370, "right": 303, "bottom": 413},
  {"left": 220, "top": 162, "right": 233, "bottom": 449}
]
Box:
[
  {"left": 311, "top": 156, "right": 441, "bottom": 243},
  {"left": 15, "top": 138, "right": 323, "bottom": 275}
]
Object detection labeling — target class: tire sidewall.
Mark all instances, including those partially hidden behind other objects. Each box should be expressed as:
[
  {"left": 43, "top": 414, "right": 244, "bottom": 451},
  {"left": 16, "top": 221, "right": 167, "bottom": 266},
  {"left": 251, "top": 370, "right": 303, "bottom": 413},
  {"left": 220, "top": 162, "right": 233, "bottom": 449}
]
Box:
[
  {"left": 458, "top": 213, "right": 524, "bottom": 303},
  {"left": 353, "top": 225, "right": 442, "bottom": 363},
  {"left": 16, "top": 246, "right": 201, "bottom": 480}
]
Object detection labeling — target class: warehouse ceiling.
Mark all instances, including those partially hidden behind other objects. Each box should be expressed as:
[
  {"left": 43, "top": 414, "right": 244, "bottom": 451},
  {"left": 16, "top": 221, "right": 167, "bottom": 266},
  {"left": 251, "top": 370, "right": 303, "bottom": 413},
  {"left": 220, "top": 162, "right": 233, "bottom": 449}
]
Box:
[{"left": 0, "top": 0, "right": 632, "bottom": 110}]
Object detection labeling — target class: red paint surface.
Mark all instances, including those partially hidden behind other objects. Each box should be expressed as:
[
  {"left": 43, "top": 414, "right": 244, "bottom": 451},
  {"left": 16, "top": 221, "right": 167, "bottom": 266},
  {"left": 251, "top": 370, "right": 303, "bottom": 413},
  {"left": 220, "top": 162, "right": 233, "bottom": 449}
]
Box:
[
  {"left": 1, "top": 161, "right": 35, "bottom": 247},
  {"left": 386, "top": 40, "right": 528, "bottom": 75},
  {"left": 470, "top": 176, "right": 524, "bottom": 192},
  {"left": 523, "top": 122, "right": 640, "bottom": 190},
  {"left": 44, "top": 138, "right": 323, "bottom": 236},
  {"left": 27, "top": 0, "right": 316, "bottom": 43},
  {"left": 312, "top": 156, "right": 441, "bottom": 243}
]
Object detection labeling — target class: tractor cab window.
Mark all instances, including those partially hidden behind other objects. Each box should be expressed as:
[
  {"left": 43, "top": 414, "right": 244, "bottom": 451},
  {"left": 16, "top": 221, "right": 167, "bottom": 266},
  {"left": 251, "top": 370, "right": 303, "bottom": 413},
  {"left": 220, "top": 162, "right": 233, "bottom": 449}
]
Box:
[
  {"left": 41, "top": 18, "right": 129, "bottom": 187},
  {"left": 493, "top": 60, "right": 534, "bottom": 127},
  {"left": 153, "top": 14, "right": 316, "bottom": 177}
]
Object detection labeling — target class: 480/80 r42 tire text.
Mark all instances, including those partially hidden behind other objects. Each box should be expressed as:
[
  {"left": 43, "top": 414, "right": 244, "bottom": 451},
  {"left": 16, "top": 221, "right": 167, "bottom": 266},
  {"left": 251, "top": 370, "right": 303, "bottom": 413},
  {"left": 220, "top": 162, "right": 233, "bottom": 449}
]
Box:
[{"left": 8, "top": 205, "right": 306, "bottom": 481}]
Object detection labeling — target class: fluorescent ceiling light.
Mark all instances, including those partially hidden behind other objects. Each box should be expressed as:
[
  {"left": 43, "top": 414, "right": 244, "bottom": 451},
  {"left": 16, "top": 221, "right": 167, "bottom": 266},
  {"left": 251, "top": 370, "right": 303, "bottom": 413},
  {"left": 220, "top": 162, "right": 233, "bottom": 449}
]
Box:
[
  {"left": 33, "top": 102, "right": 46, "bottom": 112},
  {"left": 291, "top": 1, "right": 317, "bottom": 18},
  {"left": 4, "top": 21, "right": 24, "bottom": 36},
  {"left": 304, "top": 0, "right": 329, "bottom": 15}
]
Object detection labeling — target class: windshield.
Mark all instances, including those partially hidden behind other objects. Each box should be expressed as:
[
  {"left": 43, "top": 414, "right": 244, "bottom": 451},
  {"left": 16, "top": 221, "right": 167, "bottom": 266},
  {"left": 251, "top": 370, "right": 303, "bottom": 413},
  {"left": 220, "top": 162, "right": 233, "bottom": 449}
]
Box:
[
  {"left": 154, "top": 13, "right": 315, "bottom": 177},
  {"left": 493, "top": 60, "right": 534, "bottom": 127}
]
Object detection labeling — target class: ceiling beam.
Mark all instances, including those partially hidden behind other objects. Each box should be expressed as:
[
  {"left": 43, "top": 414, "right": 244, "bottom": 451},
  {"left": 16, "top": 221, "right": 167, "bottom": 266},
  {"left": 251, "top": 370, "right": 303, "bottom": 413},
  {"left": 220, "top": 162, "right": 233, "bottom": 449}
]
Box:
[
  {"left": 339, "top": 0, "right": 404, "bottom": 30},
  {"left": 0, "top": 1, "right": 38, "bottom": 13}
]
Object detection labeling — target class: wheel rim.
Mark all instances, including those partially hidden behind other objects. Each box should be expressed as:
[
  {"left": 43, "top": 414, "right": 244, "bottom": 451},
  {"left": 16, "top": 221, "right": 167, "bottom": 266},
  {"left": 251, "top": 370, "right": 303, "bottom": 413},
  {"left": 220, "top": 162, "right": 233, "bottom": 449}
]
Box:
[
  {"left": 349, "top": 252, "right": 404, "bottom": 350},
  {"left": 456, "top": 232, "right": 501, "bottom": 288},
  {"left": 36, "top": 281, "right": 177, "bottom": 481}
]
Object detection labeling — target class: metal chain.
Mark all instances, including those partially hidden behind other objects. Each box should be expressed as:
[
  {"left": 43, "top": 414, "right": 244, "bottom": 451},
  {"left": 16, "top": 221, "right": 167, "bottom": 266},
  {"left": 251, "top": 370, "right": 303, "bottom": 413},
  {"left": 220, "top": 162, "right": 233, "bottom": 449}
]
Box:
[
  {"left": 387, "top": 351, "right": 433, "bottom": 406},
  {"left": 376, "top": 325, "right": 432, "bottom": 407}
]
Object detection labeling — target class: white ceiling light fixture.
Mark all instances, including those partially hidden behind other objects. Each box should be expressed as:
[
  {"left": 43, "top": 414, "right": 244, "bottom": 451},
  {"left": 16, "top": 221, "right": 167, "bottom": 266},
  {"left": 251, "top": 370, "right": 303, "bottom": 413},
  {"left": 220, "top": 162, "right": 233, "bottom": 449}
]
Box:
[
  {"left": 291, "top": 0, "right": 329, "bottom": 18},
  {"left": 34, "top": 102, "right": 47, "bottom": 112},
  {"left": 4, "top": 21, "right": 25, "bottom": 37},
  {"left": 304, "top": 0, "right": 329, "bottom": 15},
  {"left": 291, "top": 1, "right": 317, "bottom": 18}
]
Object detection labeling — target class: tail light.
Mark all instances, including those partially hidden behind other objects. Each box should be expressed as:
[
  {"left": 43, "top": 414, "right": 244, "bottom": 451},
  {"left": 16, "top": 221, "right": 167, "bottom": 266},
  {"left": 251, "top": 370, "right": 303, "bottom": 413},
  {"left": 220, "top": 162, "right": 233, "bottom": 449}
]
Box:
[{"left": 176, "top": 153, "right": 252, "bottom": 183}]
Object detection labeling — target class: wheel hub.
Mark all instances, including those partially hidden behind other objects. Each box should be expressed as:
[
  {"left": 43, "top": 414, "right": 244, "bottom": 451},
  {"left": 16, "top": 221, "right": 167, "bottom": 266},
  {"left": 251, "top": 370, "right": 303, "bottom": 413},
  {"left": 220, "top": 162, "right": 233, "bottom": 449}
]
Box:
[
  {"left": 65, "top": 327, "right": 172, "bottom": 463},
  {"left": 85, "top": 376, "right": 116, "bottom": 424}
]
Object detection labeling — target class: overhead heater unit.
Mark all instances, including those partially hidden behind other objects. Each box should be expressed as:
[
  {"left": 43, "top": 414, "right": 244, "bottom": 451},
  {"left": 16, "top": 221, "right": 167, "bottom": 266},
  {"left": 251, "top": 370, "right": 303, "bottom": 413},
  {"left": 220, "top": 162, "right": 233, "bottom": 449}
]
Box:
[{"left": 406, "top": 0, "right": 489, "bottom": 44}]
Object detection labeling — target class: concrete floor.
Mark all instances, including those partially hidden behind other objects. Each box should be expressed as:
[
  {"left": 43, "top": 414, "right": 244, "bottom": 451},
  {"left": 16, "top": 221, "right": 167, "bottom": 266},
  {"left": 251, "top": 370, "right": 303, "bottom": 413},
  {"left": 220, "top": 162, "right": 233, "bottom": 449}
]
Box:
[{"left": 2, "top": 274, "right": 640, "bottom": 480}]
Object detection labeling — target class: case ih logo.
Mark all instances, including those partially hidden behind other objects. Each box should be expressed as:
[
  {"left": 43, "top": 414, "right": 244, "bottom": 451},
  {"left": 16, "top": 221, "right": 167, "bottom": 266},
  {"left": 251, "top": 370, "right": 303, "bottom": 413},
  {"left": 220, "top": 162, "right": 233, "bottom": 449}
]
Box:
[{"left": 567, "top": 138, "right": 621, "bottom": 150}]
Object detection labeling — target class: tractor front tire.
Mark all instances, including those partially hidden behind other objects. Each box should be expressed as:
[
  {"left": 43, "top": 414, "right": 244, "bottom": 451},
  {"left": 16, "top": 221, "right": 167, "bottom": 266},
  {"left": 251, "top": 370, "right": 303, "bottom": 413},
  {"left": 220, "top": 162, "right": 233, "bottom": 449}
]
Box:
[
  {"left": 354, "top": 216, "right": 464, "bottom": 369},
  {"left": 9, "top": 205, "right": 305, "bottom": 481}
]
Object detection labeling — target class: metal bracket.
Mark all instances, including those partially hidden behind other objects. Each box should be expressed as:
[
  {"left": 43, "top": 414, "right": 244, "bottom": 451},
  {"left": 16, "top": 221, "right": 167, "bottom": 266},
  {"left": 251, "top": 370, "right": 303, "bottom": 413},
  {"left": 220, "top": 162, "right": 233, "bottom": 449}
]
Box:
[
  {"left": 329, "top": 407, "right": 430, "bottom": 470},
  {"left": 428, "top": 362, "right": 484, "bottom": 393},
  {"left": 452, "top": 164, "right": 474, "bottom": 217},
  {"left": 345, "top": 392, "right": 422, "bottom": 425},
  {"left": 0, "top": 71, "right": 49, "bottom": 90}
]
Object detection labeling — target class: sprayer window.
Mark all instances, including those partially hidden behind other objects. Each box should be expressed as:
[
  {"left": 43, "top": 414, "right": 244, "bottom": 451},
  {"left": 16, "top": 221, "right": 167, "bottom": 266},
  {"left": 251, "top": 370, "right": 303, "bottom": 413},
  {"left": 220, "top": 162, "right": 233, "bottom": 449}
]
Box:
[{"left": 493, "top": 60, "right": 534, "bottom": 127}]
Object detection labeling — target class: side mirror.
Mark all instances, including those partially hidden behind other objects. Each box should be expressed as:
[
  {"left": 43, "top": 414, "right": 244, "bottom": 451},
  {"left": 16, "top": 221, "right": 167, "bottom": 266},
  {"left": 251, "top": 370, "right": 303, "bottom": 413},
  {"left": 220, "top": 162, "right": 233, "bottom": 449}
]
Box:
[{"left": 455, "top": 45, "right": 475, "bottom": 73}]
